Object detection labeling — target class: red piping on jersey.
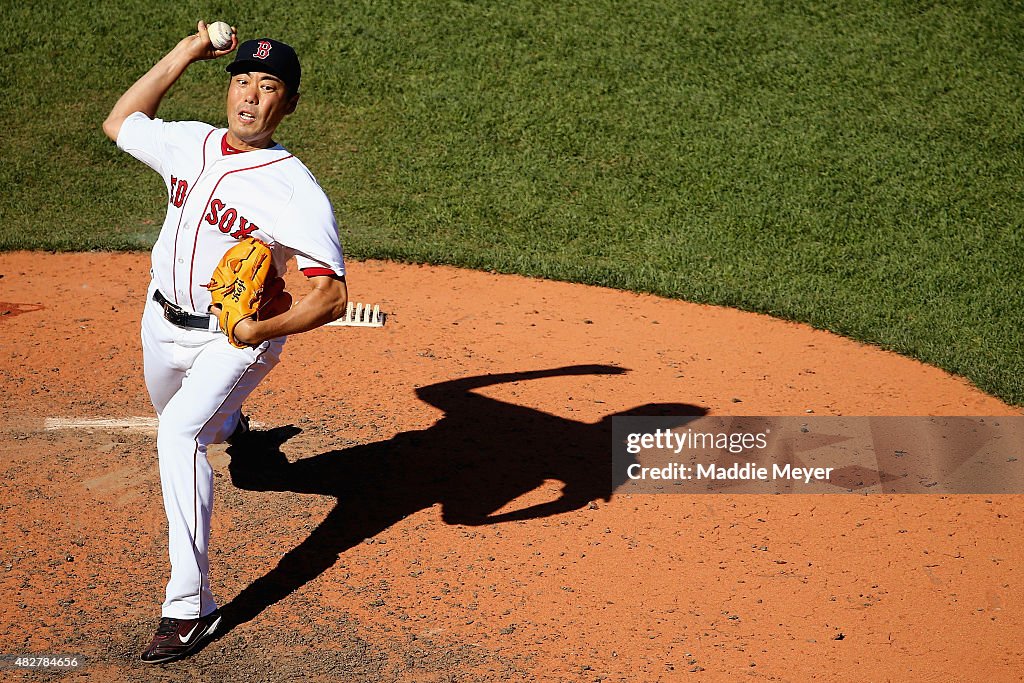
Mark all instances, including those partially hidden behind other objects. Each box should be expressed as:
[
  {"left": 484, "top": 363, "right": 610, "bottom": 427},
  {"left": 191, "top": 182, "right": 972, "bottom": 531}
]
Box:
[
  {"left": 188, "top": 154, "right": 295, "bottom": 311},
  {"left": 171, "top": 129, "right": 216, "bottom": 306}
]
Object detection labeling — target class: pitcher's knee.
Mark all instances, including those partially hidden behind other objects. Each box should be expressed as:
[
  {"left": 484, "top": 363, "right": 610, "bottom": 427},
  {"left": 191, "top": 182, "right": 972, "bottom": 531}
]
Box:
[{"left": 157, "top": 424, "right": 201, "bottom": 462}]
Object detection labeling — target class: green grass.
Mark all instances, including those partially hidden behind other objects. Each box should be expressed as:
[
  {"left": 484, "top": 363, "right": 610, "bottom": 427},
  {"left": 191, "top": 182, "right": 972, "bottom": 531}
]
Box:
[{"left": 2, "top": 1, "right": 1023, "bottom": 404}]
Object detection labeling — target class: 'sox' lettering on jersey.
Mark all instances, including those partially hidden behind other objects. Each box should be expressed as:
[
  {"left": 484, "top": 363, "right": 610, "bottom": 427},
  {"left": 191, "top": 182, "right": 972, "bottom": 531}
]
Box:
[
  {"left": 205, "top": 199, "right": 226, "bottom": 225},
  {"left": 204, "top": 198, "right": 260, "bottom": 239},
  {"left": 233, "top": 217, "right": 259, "bottom": 240},
  {"left": 253, "top": 41, "right": 272, "bottom": 59},
  {"left": 219, "top": 208, "right": 237, "bottom": 233}
]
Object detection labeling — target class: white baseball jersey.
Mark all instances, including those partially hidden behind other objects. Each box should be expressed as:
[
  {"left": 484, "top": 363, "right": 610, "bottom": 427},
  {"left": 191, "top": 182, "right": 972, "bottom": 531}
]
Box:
[
  {"left": 117, "top": 111, "right": 345, "bottom": 314},
  {"left": 118, "top": 110, "right": 346, "bottom": 621}
]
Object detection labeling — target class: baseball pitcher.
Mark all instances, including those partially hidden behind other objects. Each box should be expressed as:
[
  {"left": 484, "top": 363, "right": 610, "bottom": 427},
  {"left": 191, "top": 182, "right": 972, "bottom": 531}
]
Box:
[{"left": 102, "top": 21, "right": 347, "bottom": 663}]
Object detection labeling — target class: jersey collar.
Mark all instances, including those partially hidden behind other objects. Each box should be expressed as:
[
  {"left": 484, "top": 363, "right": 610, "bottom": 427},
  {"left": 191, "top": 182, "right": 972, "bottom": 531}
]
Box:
[
  {"left": 221, "top": 134, "right": 248, "bottom": 155},
  {"left": 220, "top": 132, "right": 286, "bottom": 156}
]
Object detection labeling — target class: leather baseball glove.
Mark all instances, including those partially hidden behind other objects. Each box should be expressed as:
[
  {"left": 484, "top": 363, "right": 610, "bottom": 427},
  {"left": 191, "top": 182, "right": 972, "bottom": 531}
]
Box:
[{"left": 205, "top": 237, "right": 276, "bottom": 348}]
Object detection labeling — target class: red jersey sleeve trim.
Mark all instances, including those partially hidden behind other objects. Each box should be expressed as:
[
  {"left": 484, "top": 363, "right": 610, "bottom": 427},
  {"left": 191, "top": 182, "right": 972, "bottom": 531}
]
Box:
[{"left": 301, "top": 267, "right": 339, "bottom": 278}]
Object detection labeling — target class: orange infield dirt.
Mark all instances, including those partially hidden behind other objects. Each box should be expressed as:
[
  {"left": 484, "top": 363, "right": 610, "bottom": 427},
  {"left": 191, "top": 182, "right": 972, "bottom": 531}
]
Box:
[{"left": 0, "top": 251, "right": 1021, "bottom": 682}]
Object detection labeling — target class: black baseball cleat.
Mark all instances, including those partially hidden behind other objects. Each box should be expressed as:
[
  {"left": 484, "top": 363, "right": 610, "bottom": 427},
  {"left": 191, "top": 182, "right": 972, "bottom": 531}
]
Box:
[
  {"left": 140, "top": 609, "right": 222, "bottom": 664},
  {"left": 226, "top": 413, "right": 250, "bottom": 446}
]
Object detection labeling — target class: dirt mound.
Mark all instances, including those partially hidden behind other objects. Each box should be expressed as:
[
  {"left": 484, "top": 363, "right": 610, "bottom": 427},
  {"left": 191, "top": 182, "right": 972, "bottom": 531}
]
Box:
[{"left": 0, "top": 252, "right": 1019, "bottom": 681}]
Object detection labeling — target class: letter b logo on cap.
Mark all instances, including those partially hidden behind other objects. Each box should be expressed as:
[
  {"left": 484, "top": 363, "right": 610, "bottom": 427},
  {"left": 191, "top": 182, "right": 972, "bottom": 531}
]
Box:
[{"left": 253, "top": 40, "right": 272, "bottom": 59}]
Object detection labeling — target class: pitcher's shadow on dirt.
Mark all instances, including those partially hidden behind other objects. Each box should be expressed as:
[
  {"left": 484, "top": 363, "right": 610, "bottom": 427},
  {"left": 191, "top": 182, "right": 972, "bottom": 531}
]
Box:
[{"left": 218, "top": 364, "right": 706, "bottom": 634}]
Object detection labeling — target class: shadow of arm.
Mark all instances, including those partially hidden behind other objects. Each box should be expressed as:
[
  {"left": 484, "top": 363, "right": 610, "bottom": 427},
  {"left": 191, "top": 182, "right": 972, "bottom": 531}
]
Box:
[{"left": 416, "top": 365, "right": 627, "bottom": 411}]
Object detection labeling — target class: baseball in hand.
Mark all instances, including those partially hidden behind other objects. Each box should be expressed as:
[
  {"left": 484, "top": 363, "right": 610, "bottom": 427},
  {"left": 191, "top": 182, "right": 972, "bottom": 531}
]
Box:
[{"left": 207, "top": 21, "right": 233, "bottom": 50}]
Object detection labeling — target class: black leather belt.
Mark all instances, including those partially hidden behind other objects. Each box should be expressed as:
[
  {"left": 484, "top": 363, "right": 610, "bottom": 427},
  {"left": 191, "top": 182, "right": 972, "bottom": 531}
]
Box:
[{"left": 153, "top": 289, "right": 215, "bottom": 330}]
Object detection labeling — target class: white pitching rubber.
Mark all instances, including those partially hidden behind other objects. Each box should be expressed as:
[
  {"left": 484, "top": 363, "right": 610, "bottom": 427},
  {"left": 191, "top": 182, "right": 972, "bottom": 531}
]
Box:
[{"left": 326, "top": 301, "right": 386, "bottom": 327}]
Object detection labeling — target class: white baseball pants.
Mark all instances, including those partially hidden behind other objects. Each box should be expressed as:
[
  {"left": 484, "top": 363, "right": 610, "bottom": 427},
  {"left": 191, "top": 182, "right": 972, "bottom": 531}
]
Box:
[{"left": 141, "top": 282, "right": 282, "bottom": 619}]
